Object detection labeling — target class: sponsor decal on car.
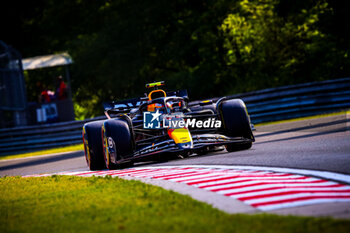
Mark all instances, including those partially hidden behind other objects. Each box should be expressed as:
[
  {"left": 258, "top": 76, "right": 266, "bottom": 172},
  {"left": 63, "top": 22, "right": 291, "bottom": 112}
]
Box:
[
  {"left": 143, "top": 110, "right": 162, "bottom": 129},
  {"left": 143, "top": 110, "right": 221, "bottom": 129}
]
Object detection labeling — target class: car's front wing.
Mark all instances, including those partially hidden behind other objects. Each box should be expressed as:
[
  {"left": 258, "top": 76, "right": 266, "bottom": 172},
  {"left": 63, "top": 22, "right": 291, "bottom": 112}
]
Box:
[{"left": 131, "top": 133, "right": 253, "bottom": 158}]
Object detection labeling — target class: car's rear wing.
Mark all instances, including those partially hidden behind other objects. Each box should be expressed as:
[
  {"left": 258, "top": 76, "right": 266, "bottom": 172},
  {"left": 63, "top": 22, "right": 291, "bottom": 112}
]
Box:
[{"left": 103, "top": 90, "right": 188, "bottom": 112}]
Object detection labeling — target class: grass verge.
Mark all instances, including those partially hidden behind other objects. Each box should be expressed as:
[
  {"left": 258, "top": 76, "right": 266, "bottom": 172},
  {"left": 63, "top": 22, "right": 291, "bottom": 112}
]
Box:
[
  {"left": 0, "top": 144, "right": 83, "bottom": 161},
  {"left": 1, "top": 176, "right": 349, "bottom": 233}
]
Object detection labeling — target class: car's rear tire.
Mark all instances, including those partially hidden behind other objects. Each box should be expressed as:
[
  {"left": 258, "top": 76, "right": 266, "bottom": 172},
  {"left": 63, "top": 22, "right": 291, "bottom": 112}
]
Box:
[
  {"left": 102, "top": 119, "right": 134, "bottom": 169},
  {"left": 82, "top": 121, "right": 106, "bottom": 170},
  {"left": 219, "top": 99, "right": 253, "bottom": 152}
]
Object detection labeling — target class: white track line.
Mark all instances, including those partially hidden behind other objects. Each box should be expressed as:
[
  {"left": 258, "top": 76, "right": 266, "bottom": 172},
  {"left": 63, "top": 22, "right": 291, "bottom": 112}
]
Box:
[
  {"left": 220, "top": 182, "right": 345, "bottom": 195},
  {"left": 230, "top": 186, "right": 350, "bottom": 199},
  {"left": 256, "top": 199, "right": 350, "bottom": 211},
  {"left": 144, "top": 165, "right": 350, "bottom": 184}
]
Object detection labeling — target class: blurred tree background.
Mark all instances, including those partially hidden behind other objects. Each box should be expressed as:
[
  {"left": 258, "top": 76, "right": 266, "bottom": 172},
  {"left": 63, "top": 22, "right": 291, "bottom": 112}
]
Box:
[{"left": 2, "top": 0, "right": 349, "bottom": 119}]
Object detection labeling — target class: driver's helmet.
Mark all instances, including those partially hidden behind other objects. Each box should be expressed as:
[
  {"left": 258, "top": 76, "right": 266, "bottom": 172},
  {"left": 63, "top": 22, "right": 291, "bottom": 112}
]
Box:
[
  {"left": 166, "top": 99, "right": 184, "bottom": 113},
  {"left": 166, "top": 100, "right": 174, "bottom": 110},
  {"left": 147, "top": 103, "right": 165, "bottom": 112}
]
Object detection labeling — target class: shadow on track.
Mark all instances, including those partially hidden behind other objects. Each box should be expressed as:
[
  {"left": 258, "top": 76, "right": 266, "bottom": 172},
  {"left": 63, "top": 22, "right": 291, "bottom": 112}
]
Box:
[
  {"left": 0, "top": 151, "right": 84, "bottom": 171},
  {"left": 255, "top": 128, "right": 349, "bottom": 145},
  {"left": 255, "top": 118, "right": 349, "bottom": 138}
]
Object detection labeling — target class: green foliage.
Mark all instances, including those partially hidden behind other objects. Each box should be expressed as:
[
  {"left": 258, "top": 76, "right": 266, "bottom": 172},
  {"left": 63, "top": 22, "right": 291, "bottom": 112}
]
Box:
[
  {"left": 73, "top": 94, "right": 101, "bottom": 120},
  {"left": 1, "top": 176, "right": 349, "bottom": 233},
  {"left": 220, "top": 0, "right": 332, "bottom": 92},
  {"left": 8, "top": 0, "right": 350, "bottom": 118}
]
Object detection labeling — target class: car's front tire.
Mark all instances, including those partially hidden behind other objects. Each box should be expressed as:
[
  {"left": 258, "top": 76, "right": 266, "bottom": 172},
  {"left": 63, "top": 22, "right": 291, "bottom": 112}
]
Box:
[
  {"left": 102, "top": 119, "right": 134, "bottom": 169},
  {"left": 219, "top": 99, "right": 253, "bottom": 152}
]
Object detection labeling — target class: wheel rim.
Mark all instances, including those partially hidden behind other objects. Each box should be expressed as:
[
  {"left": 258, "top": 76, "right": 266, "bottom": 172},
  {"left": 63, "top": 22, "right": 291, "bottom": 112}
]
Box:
[{"left": 102, "top": 126, "right": 110, "bottom": 169}]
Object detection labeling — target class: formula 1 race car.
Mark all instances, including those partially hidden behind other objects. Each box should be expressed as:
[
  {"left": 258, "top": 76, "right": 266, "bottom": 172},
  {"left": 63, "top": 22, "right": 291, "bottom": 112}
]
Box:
[{"left": 82, "top": 81, "right": 255, "bottom": 170}]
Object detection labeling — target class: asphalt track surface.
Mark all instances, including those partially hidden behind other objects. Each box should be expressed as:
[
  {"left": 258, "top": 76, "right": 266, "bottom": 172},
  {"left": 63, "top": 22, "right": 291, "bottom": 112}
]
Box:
[{"left": 1, "top": 113, "right": 349, "bottom": 177}]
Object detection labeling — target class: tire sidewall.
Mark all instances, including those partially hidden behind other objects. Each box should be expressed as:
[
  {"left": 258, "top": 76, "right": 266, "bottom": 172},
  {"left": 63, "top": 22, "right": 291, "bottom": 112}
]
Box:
[
  {"left": 102, "top": 119, "right": 134, "bottom": 169},
  {"left": 82, "top": 120, "right": 106, "bottom": 170},
  {"left": 219, "top": 99, "right": 252, "bottom": 139}
]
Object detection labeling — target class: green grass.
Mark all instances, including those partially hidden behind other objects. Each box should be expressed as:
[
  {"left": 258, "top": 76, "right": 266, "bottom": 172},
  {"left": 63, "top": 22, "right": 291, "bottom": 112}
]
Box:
[
  {"left": 1, "top": 176, "right": 349, "bottom": 233},
  {"left": 0, "top": 144, "right": 83, "bottom": 160}
]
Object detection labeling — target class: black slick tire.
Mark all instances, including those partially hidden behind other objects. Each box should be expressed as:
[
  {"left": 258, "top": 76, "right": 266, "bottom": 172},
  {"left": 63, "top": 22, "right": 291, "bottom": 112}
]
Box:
[
  {"left": 219, "top": 99, "right": 253, "bottom": 152},
  {"left": 102, "top": 119, "right": 134, "bottom": 169},
  {"left": 82, "top": 120, "right": 106, "bottom": 170}
]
